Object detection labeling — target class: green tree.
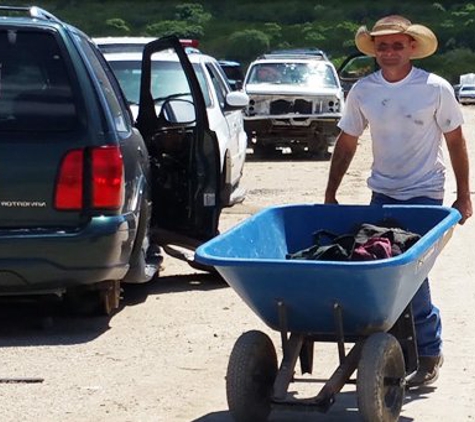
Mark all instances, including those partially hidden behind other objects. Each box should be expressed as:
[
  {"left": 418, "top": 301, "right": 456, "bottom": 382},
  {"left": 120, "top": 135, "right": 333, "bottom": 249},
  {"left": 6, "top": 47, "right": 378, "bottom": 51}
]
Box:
[
  {"left": 424, "top": 48, "right": 475, "bottom": 84},
  {"left": 145, "top": 20, "right": 204, "bottom": 38},
  {"left": 105, "top": 18, "right": 130, "bottom": 35},
  {"left": 226, "top": 29, "right": 270, "bottom": 64},
  {"left": 263, "top": 22, "right": 282, "bottom": 49},
  {"left": 175, "top": 3, "right": 212, "bottom": 25}
]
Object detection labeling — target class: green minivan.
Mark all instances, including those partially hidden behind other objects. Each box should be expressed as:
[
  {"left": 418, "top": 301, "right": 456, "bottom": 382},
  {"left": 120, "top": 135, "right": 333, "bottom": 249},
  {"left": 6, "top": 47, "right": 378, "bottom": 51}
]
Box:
[{"left": 0, "top": 6, "right": 223, "bottom": 315}]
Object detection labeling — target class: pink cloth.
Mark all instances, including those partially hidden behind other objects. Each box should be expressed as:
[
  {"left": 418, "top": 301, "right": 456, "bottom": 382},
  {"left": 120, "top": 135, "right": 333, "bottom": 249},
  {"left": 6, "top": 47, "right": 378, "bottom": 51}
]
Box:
[{"left": 351, "top": 237, "right": 393, "bottom": 261}]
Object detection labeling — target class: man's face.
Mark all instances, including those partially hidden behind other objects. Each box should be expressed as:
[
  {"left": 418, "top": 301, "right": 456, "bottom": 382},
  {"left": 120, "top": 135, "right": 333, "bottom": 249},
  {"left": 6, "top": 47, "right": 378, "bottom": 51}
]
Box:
[
  {"left": 373, "top": 33, "right": 416, "bottom": 69},
  {"left": 259, "top": 67, "right": 273, "bottom": 78}
]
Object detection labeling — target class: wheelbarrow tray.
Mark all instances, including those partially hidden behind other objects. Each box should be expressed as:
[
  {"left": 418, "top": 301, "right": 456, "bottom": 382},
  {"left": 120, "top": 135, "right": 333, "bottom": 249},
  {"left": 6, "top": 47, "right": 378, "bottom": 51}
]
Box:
[{"left": 195, "top": 204, "right": 460, "bottom": 337}]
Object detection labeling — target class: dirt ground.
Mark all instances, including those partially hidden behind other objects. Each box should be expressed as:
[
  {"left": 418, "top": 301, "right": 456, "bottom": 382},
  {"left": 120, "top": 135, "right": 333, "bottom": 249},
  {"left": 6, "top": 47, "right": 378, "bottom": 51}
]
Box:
[{"left": 0, "top": 108, "right": 474, "bottom": 422}]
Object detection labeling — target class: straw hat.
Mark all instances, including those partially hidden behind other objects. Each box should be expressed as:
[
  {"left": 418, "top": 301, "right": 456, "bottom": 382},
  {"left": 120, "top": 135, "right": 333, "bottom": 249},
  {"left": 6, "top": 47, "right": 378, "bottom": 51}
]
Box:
[{"left": 355, "top": 15, "right": 438, "bottom": 59}]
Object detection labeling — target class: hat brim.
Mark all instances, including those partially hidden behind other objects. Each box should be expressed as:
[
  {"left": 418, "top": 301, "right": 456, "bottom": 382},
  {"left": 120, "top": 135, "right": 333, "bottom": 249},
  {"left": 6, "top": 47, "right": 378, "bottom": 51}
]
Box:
[{"left": 355, "top": 24, "right": 437, "bottom": 59}]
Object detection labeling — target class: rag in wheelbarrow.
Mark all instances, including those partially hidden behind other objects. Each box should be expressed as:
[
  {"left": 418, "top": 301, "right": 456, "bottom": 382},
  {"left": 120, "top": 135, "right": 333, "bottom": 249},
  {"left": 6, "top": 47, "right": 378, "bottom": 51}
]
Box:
[{"left": 286, "top": 222, "right": 421, "bottom": 261}]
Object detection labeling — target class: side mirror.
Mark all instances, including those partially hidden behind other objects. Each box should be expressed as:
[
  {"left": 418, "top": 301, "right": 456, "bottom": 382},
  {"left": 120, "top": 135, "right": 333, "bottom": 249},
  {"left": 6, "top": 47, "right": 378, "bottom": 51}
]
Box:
[
  {"left": 224, "top": 91, "right": 249, "bottom": 111},
  {"left": 160, "top": 98, "right": 196, "bottom": 125}
]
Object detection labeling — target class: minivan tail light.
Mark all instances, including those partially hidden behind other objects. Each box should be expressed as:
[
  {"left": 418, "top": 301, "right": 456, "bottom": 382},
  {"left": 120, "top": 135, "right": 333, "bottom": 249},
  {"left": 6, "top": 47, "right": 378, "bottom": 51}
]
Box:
[
  {"left": 55, "top": 146, "right": 124, "bottom": 211},
  {"left": 91, "top": 146, "right": 124, "bottom": 209},
  {"left": 55, "top": 149, "right": 84, "bottom": 210}
]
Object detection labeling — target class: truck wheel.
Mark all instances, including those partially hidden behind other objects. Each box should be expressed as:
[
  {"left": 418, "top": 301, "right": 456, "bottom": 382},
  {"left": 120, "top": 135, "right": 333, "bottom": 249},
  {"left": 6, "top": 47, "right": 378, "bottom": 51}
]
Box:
[
  {"left": 226, "top": 330, "right": 277, "bottom": 422},
  {"left": 253, "top": 143, "right": 275, "bottom": 158},
  {"left": 357, "top": 332, "right": 405, "bottom": 422},
  {"left": 308, "top": 134, "right": 330, "bottom": 159}
]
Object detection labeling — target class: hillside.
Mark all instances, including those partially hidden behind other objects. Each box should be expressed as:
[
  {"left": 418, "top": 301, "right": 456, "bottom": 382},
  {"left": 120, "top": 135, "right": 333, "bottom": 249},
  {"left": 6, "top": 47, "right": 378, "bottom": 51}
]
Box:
[{"left": 2, "top": 0, "right": 475, "bottom": 82}]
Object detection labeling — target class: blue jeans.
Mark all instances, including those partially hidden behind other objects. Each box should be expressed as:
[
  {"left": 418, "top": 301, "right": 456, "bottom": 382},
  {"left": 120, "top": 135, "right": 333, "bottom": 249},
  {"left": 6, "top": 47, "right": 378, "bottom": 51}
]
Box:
[{"left": 370, "top": 192, "right": 442, "bottom": 357}]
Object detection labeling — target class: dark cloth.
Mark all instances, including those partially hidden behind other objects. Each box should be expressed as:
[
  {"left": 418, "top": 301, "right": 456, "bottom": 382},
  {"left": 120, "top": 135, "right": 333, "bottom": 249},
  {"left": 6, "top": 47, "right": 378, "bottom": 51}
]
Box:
[
  {"left": 354, "top": 223, "right": 421, "bottom": 257},
  {"left": 286, "top": 222, "right": 421, "bottom": 262}
]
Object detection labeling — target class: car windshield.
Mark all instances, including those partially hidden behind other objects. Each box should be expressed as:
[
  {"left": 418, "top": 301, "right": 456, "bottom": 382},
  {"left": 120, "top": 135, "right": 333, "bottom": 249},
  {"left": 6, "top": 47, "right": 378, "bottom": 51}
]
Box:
[
  {"left": 461, "top": 85, "right": 475, "bottom": 91},
  {"left": 108, "top": 59, "right": 211, "bottom": 107},
  {"left": 247, "top": 62, "right": 337, "bottom": 88}
]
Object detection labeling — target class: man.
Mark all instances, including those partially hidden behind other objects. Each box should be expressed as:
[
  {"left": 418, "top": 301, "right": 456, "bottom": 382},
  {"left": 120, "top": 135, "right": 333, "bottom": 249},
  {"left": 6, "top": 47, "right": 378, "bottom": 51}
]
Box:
[
  {"left": 256, "top": 65, "right": 281, "bottom": 83},
  {"left": 324, "top": 15, "right": 472, "bottom": 388}
]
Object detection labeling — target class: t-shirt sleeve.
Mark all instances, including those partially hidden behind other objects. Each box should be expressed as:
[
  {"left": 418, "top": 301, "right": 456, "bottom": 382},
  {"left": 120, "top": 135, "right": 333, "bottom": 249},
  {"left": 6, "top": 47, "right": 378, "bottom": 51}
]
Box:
[
  {"left": 337, "top": 83, "right": 368, "bottom": 137},
  {"left": 435, "top": 80, "right": 464, "bottom": 133}
]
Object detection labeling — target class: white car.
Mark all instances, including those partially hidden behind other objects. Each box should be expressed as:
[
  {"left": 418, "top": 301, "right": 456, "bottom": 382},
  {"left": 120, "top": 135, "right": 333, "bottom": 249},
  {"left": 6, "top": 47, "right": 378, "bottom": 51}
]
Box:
[
  {"left": 100, "top": 43, "right": 249, "bottom": 207},
  {"left": 243, "top": 51, "right": 344, "bottom": 158},
  {"left": 94, "top": 36, "right": 201, "bottom": 54},
  {"left": 458, "top": 84, "right": 475, "bottom": 105}
]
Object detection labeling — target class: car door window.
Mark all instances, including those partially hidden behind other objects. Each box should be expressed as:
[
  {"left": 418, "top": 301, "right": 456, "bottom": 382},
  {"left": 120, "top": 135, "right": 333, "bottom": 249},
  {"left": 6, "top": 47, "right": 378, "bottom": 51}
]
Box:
[
  {"left": 191, "top": 64, "right": 212, "bottom": 107},
  {"left": 205, "top": 63, "right": 228, "bottom": 110}
]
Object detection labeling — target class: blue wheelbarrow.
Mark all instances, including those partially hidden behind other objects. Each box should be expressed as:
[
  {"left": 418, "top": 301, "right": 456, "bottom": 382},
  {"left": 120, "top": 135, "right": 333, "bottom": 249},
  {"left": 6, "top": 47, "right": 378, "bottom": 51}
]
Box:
[{"left": 195, "top": 204, "right": 460, "bottom": 422}]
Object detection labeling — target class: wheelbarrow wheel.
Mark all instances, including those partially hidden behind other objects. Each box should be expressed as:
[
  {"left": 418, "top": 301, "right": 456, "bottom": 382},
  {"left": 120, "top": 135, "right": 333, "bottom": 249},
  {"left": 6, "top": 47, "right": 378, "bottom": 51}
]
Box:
[
  {"left": 357, "top": 332, "right": 405, "bottom": 422},
  {"left": 226, "top": 330, "right": 277, "bottom": 422}
]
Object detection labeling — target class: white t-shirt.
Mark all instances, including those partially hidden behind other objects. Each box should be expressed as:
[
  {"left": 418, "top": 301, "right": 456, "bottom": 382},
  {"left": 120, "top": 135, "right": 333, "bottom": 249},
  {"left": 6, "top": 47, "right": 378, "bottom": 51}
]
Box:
[{"left": 338, "top": 67, "right": 463, "bottom": 200}]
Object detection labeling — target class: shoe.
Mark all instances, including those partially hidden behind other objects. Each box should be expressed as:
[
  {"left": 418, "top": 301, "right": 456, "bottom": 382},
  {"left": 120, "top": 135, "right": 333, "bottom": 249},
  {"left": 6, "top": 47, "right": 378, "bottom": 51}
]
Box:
[{"left": 406, "top": 354, "right": 444, "bottom": 389}]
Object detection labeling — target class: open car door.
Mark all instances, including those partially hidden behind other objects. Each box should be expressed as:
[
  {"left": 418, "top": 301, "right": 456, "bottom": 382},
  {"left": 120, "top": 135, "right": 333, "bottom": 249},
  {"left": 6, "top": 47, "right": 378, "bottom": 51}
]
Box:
[
  {"left": 136, "top": 36, "right": 221, "bottom": 259},
  {"left": 338, "top": 53, "right": 378, "bottom": 97}
]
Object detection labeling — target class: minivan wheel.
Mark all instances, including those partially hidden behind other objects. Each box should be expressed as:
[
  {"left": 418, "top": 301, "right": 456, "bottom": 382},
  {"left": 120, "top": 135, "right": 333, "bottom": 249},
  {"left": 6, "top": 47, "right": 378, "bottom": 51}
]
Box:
[{"left": 65, "top": 280, "right": 120, "bottom": 317}]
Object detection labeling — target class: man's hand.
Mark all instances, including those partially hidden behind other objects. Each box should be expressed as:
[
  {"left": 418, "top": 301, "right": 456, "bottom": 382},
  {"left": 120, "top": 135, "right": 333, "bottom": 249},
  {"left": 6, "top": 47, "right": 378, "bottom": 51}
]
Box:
[
  {"left": 452, "top": 196, "right": 473, "bottom": 225},
  {"left": 445, "top": 127, "right": 471, "bottom": 224},
  {"left": 324, "top": 194, "right": 339, "bottom": 204}
]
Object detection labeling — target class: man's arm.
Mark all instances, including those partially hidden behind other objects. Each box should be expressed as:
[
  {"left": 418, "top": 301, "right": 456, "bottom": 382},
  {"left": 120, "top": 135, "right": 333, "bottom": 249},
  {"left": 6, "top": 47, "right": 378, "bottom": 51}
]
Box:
[
  {"left": 324, "top": 131, "right": 359, "bottom": 204},
  {"left": 444, "top": 126, "right": 472, "bottom": 224}
]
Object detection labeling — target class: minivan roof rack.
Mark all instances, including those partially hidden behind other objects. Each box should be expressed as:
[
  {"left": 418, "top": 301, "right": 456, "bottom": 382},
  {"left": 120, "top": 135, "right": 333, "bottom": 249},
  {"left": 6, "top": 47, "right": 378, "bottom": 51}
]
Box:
[{"left": 0, "top": 6, "right": 61, "bottom": 23}]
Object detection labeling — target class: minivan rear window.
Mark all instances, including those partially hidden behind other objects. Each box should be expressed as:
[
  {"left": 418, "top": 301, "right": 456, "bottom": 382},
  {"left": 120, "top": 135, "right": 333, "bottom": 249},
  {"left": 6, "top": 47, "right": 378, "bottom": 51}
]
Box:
[{"left": 0, "top": 30, "right": 78, "bottom": 131}]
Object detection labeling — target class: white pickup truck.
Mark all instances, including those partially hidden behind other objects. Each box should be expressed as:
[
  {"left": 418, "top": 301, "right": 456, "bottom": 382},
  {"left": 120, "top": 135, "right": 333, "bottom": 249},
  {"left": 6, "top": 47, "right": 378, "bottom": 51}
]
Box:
[{"left": 243, "top": 51, "right": 345, "bottom": 158}]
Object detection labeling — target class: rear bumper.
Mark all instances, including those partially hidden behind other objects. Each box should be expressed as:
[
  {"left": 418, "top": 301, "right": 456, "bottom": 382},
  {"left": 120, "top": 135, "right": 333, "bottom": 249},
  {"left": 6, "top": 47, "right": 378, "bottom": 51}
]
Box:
[{"left": 0, "top": 214, "right": 137, "bottom": 295}]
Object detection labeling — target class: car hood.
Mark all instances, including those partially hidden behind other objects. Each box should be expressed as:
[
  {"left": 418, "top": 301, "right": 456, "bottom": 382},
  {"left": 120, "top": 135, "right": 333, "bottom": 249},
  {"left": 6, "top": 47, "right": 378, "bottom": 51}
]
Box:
[{"left": 244, "top": 83, "right": 341, "bottom": 96}]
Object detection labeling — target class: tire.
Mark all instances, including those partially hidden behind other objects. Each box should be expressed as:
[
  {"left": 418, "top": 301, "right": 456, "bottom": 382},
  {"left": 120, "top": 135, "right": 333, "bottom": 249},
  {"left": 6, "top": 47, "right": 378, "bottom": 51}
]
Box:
[
  {"left": 123, "top": 195, "right": 159, "bottom": 283},
  {"left": 357, "top": 332, "right": 405, "bottom": 422},
  {"left": 65, "top": 280, "right": 120, "bottom": 317},
  {"left": 253, "top": 143, "right": 275, "bottom": 158},
  {"left": 226, "top": 330, "right": 277, "bottom": 422}
]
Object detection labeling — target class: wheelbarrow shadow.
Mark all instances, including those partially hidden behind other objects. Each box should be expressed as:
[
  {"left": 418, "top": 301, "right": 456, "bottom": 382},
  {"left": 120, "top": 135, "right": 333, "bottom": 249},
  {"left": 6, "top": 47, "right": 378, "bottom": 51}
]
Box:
[{"left": 191, "top": 389, "right": 415, "bottom": 421}]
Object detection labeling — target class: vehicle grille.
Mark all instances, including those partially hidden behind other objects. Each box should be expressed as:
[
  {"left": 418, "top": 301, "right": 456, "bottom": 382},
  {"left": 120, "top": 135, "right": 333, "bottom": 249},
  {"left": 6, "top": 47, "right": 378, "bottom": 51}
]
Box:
[
  {"left": 270, "top": 99, "right": 312, "bottom": 114},
  {"left": 247, "top": 95, "right": 341, "bottom": 116}
]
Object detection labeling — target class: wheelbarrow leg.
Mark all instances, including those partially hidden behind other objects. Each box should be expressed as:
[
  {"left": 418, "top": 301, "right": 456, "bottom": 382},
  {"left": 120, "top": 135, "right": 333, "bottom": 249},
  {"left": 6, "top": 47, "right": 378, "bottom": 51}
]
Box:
[
  {"left": 299, "top": 339, "right": 314, "bottom": 375},
  {"left": 273, "top": 333, "right": 305, "bottom": 401}
]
